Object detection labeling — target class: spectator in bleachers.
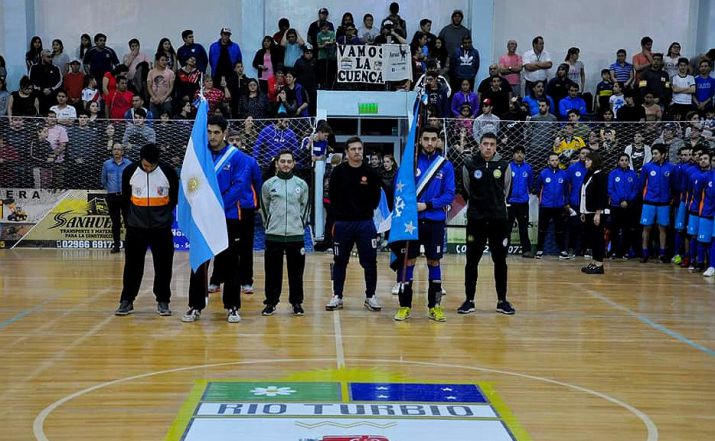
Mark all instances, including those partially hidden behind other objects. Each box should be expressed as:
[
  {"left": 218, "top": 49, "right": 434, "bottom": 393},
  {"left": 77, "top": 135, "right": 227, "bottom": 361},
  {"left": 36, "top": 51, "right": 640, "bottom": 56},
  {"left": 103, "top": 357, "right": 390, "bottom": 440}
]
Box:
[
  {"left": 609, "top": 49, "right": 634, "bottom": 89},
  {"left": 239, "top": 78, "right": 269, "bottom": 119},
  {"left": 473, "top": 98, "right": 500, "bottom": 140},
  {"left": 481, "top": 76, "right": 510, "bottom": 118},
  {"left": 336, "top": 12, "right": 356, "bottom": 40},
  {"left": 670, "top": 57, "right": 696, "bottom": 120},
  {"left": 0, "top": 55, "right": 5, "bottom": 78},
  {"left": 438, "top": 9, "right": 470, "bottom": 57},
  {"left": 338, "top": 23, "right": 364, "bottom": 46},
  {"left": 617, "top": 89, "right": 646, "bottom": 122},
  {"left": 283, "top": 71, "right": 309, "bottom": 117},
  {"left": 523, "top": 36, "right": 552, "bottom": 92},
  {"left": 226, "top": 61, "right": 249, "bottom": 116},
  {"left": 124, "top": 95, "right": 152, "bottom": 121},
  {"left": 414, "top": 60, "right": 451, "bottom": 98},
  {"left": 624, "top": 131, "right": 652, "bottom": 173},
  {"left": 689, "top": 48, "right": 715, "bottom": 74},
  {"left": 175, "top": 55, "right": 201, "bottom": 107},
  {"left": 664, "top": 42, "right": 682, "bottom": 80},
  {"left": 449, "top": 35, "right": 480, "bottom": 93},
  {"left": 359, "top": 14, "right": 378, "bottom": 45},
  {"left": 195, "top": 76, "right": 229, "bottom": 116},
  {"left": 477, "top": 65, "right": 511, "bottom": 101},
  {"left": 451, "top": 78, "right": 478, "bottom": 117},
  {"left": 374, "top": 19, "right": 407, "bottom": 46},
  {"left": 123, "top": 39, "right": 152, "bottom": 82},
  {"left": 308, "top": 8, "right": 334, "bottom": 48},
  {"left": 83, "top": 33, "right": 120, "bottom": 86},
  {"left": 553, "top": 123, "right": 585, "bottom": 169},
  {"left": 45, "top": 110, "right": 68, "bottom": 165},
  {"left": 564, "top": 47, "right": 585, "bottom": 93},
  {"left": 147, "top": 53, "right": 175, "bottom": 117},
  {"left": 281, "top": 29, "right": 305, "bottom": 69},
  {"left": 107, "top": 76, "right": 133, "bottom": 120},
  {"left": 638, "top": 53, "right": 671, "bottom": 106},
  {"left": 527, "top": 98, "right": 557, "bottom": 151},
  {"left": 267, "top": 68, "right": 286, "bottom": 102},
  {"left": 238, "top": 116, "right": 259, "bottom": 149},
  {"left": 102, "top": 64, "right": 129, "bottom": 101},
  {"left": 558, "top": 84, "right": 587, "bottom": 120},
  {"left": 294, "top": 47, "right": 317, "bottom": 115},
  {"left": 498, "top": 40, "right": 523, "bottom": 97},
  {"left": 416, "top": 19, "right": 437, "bottom": 50},
  {"left": 253, "top": 113, "right": 299, "bottom": 171},
  {"left": 546, "top": 63, "right": 576, "bottom": 111},
  {"left": 694, "top": 59, "right": 715, "bottom": 112},
  {"left": 122, "top": 108, "right": 155, "bottom": 154},
  {"left": 177, "top": 30, "right": 208, "bottom": 74},
  {"left": 384, "top": 3, "right": 407, "bottom": 39},
  {"left": 595, "top": 69, "right": 613, "bottom": 115},
  {"left": 272, "top": 18, "right": 291, "bottom": 44},
  {"left": 82, "top": 76, "right": 100, "bottom": 111},
  {"left": 8, "top": 76, "right": 39, "bottom": 116},
  {"left": 253, "top": 36, "right": 283, "bottom": 93},
  {"left": 565, "top": 109, "right": 590, "bottom": 140},
  {"left": 609, "top": 81, "right": 626, "bottom": 118},
  {"left": 209, "top": 27, "right": 242, "bottom": 84},
  {"left": 50, "top": 90, "right": 77, "bottom": 124},
  {"left": 76, "top": 34, "right": 91, "bottom": 64},
  {"left": 26, "top": 36, "right": 43, "bottom": 71},
  {"left": 69, "top": 111, "right": 101, "bottom": 177},
  {"left": 642, "top": 91, "right": 663, "bottom": 121},
  {"left": 316, "top": 22, "right": 337, "bottom": 88},
  {"left": 88, "top": 101, "right": 101, "bottom": 122},
  {"left": 685, "top": 125, "right": 711, "bottom": 153},
  {"left": 51, "top": 39, "right": 70, "bottom": 75},
  {"left": 174, "top": 100, "right": 193, "bottom": 120},
  {"left": 430, "top": 38, "right": 449, "bottom": 76},
  {"left": 522, "top": 81, "right": 554, "bottom": 116},
  {"left": 63, "top": 59, "right": 84, "bottom": 110},
  {"left": 535, "top": 153, "right": 569, "bottom": 258},
  {"left": 0, "top": 76, "right": 9, "bottom": 116},
  {"left": 654, "top": 123, "right": 685, "bottom": 163},
  {"left": 633, "top": 36, "right": 654, "bottom": 82},
  {"left": 156, "top": 38, "right": 178, "bottom": 72},
  {"left": 29, "top": 49, "right": 62, "bottom": 114}
]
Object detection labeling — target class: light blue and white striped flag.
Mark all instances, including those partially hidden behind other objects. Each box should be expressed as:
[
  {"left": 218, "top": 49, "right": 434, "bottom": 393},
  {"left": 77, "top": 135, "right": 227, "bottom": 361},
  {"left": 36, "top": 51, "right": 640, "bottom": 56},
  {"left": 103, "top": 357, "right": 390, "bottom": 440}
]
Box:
[
  {"left": 373, "top": 188, "right": 392, "bottom": 234},
  {"left": 178, "top": 97, "right": 228, "bottom": 271}
]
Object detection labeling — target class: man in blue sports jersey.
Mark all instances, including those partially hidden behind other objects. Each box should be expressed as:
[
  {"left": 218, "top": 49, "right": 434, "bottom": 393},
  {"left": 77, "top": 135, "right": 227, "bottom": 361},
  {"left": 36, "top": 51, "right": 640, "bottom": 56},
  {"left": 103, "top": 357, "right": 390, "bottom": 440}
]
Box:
[
  {"left": 700, "top": 165, "right": 715, "bottom": 277},
  {"left": 607, "top": 154, "right": 639, "bottom": 258},
  {"left": 534, "top": 153, "right": 569, "bottom": 259},
  {"left": 684, "top": 151, "right": 711, "bottom": 271},
  {"left": 507, "top": 145, "right": 534, "bottom": 257},
  {"left": 392, "top": 126, "right": 455, "bottom": 322},
  {"left": 639, "top": 144, "right": 675, "bottom": 263},
  {"left": 671, "top": 146, "right": 693, "bottom": 265}
]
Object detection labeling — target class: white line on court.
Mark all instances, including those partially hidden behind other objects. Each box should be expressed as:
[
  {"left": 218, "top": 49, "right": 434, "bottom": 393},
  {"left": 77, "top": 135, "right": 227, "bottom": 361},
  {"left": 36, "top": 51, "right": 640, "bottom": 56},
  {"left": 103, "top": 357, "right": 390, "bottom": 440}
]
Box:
[
  {"left": 333, "top": 311, "right": 345, "bottom": 369},
  {"left": 33, "top": 357, "right": 657, "bottom": 441}
]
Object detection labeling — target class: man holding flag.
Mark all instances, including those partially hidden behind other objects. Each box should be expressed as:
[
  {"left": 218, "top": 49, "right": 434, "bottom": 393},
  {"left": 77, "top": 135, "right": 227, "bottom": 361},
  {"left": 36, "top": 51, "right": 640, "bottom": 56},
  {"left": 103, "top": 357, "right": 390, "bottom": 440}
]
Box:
[
  {"left": 177, "top": 98, "right": 236, "bottom": 323},
  {"left": 392, "top": 125, "right": 455, "bottom": 322},
  {"left": 114, "top": 143, "right": 179, "bottom": 316}
]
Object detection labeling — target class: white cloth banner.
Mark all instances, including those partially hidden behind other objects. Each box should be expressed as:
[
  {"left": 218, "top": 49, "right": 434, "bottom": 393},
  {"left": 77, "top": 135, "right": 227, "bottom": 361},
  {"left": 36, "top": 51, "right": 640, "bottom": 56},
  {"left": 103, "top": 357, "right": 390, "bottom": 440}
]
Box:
[{"left": 337, "top": 44, "right": 412, "bottom": 83}]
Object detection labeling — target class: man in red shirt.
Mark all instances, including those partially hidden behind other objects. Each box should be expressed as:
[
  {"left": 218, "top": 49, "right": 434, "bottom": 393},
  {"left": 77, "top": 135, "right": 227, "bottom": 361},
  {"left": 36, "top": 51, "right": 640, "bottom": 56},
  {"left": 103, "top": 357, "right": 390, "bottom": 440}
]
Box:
[
  {"left": 633, "top": 36, "right": 654, "bottom": 82},
  {"left": 107, "top": 76, "right": 133, "bottom": 119},
  {"left": 63, "top": 59, "right": 85, "bottom": 111}
]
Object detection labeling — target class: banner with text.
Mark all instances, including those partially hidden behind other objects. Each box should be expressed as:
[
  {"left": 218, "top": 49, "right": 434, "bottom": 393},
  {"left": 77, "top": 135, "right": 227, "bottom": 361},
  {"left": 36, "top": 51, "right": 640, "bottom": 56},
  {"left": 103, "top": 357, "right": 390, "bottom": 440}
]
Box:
[{"left": 337, "top": 44, "right": 412, "bottom": 83}]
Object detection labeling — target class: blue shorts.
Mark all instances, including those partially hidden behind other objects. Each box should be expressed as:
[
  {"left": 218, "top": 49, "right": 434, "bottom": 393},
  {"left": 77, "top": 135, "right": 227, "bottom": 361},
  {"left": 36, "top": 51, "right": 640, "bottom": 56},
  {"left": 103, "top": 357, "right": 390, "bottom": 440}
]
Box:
[
  {"left": 686, "top": 214, "right": 700, "bottom": 236},
  {"left": 698, "top": 218, "right": 713, "bottom": 243},
  {"left": 640, "top": 204, "right": 670, "bottom": 227},
  {"left": 675, "top": 202, "right": 687, "bottom": 231},
  {"left": 404, "top": 219, "right": 445, "bottom": 260}
]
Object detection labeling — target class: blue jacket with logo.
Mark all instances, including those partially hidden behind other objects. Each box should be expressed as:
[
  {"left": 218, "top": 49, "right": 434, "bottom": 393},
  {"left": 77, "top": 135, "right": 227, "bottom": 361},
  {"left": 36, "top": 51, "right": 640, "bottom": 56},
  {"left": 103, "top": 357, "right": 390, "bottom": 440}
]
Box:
[
  {"left": 686, "top": 167, "right": 710, "bottom": 214},
  {"left": 700, "top": 171, "right": 715, "bottom": 219},
  {"left": 608, "top": 167, "right": 639, "bottom": 206},
  {"left": 508, "top": 161, "right": 533, "bottom": 204},
  {"left": 416, "top": 151, "right": 455, "bottom": 222},
  {"left": 566, "top": 161, "right": 587, "bottom": 207},
  {"left": 212, "top": 145, "right": 262, "bottom": 219},
  {"left": 253, "top": 125, "right": 299, "bottom": 168},
  {"left": 535, "top": 167, "right": 568, "bottom": 208},
  {"left": 640, "top": 160, "right": 675, "bottom": 205}
]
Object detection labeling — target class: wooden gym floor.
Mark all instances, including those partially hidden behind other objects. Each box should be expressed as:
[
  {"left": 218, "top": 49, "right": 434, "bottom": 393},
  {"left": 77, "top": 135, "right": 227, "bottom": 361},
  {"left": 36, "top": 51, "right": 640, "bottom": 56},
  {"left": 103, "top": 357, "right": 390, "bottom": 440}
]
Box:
[{"left": 0, "top": 249, "right": 713, "bottom": 440}]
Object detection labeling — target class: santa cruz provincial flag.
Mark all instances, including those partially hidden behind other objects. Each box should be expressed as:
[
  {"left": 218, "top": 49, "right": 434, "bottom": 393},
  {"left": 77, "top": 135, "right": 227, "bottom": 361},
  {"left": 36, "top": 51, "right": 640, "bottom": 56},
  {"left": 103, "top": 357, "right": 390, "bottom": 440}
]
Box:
[
  {"left": 388, "top": 102, "right": 420, "bottom": 246},
  {"left": 178, "top": 97, "right": 228, "bottom": 271}
]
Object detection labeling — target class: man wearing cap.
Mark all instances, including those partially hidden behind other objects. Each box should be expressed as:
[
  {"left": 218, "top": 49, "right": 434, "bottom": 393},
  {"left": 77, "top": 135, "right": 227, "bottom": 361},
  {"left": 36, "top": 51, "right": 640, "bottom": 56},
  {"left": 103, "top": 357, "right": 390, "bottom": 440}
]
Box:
[
  {"left": 63, "top": 59, "right": 85, "bottom": 110},
  {"left": 307, "top": 8, "right": 335, "bottom": 48},
  {"left": 438, "top": 9, "right": 471, "bottom": 56},
  {"left": 383, "top": 2, "right": 407, "bottom": 39},
  {"left": 177, "top": 30, "right": 209, "bottom": 74},
  {"left": 209, "top": 27, "right": 243, "bottom": 84},
  {"left": 473, "top": 98, "right": 500, "bottom": 140},
  {"left": 29, "top": 49, "right": 62, "bottom": 114}
]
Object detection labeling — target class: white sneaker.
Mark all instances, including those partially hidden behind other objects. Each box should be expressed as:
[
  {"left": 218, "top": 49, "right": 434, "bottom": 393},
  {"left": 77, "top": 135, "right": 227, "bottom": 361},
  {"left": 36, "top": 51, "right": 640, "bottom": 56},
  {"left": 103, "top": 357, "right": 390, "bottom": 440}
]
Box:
[
  {"left": 208, "top": 284, "right": 221, "bottom": 293},
  {"left": 241, "top": 284, "right": 254, "bottom": 294},
  {"left": 703, "top": 267, "right": 715, "bottom": 277},
  {"left": 391, "top": 282, "right": 402, "bottom": 295},
  {"left": 227, "top": 307, "right": 241, "bottom": 323},
  {"left": 364, "top": 296, "right": 382, "bottom": 311},
  {"left": 325, "top": 295, "right": 343, "bottom": 311},
  {"left": 182, "top": 308, "right": 201, "bottom": 322}
]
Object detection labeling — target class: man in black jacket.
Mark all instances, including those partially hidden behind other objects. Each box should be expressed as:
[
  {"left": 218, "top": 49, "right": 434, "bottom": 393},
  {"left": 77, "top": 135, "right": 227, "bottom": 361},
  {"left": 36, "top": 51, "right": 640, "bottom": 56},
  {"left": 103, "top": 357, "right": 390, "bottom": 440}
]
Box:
[
  {"left": 115, "top": 144, "right": 179, "bottom": 317},
  {"left": 459, "top": 132, "right": 516, "bottom": 315}
]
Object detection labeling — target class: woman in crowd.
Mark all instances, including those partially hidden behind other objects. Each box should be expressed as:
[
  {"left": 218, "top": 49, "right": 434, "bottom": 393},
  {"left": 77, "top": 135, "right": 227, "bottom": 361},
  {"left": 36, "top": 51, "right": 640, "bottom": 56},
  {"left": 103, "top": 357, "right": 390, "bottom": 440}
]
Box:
[
  {"left": 76, "top": 33, "right": 92, "bottom": 61},
  {"left": 565, "top": 47, "right": 586, "bottom": 92},
  {"left": 51, "top": 39, "right": 70, "bottom": 75},
  {"left": 252, "top": 36, "right": 283, "bottom": 93},
  {"left": 8, "top": 76, "right": 39, "bottom": 116},
  {"left": 102, "top": 64, "right": 128, "bottom": 99},
  {"left": 336, "top": 12, "right": 356, "bottom": 40},
  {"left": 664, "top": 42, "right": 682, "bottom": 79},
  {"left": 240, "top": 78, "right": 269, "bottom": 119},
  {"left": 156, "top": 38, "right": 178, "bottom": 72},
  {"left": 410, "top": 31, "right": 430, "bottom": 80},
  {"left": 0, "top": 76, "right": 10, "bottom": 116},
  {"left": 430, "top": 37, "right": 449, "bottom": 75},
  {"left": 26, "top": 36, "right": 43, "bottom": 71},
  {"left": 580, "top": 152, "right": 608, "bottom": 274}
]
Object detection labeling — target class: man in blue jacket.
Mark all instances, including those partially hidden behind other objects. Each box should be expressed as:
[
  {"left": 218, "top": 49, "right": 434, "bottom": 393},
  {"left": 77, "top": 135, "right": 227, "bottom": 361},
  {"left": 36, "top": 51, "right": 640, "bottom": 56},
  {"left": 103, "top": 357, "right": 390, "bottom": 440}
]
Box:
[
  {"left": 565, "top": 147, "right": 590, "bottom": 258},
  {"left": 608, "top": 154, "right": 639, "bottom": 258},
  {"left": 209, "top": 27, "right": 243, "bottom": 84},
  {"left": 208, "top": 129, "right": 263, "bottom": 296},
  {"left": 507, "top": 145, "right": 534, "bottom": 257},
  {"left": 684, "top": 150, "right": 711, "bottom": 271},
  {"left": 393, "top": 126, "right": 455, "bottom": 322},
  {"left": 534, "top": 153, "right": 569, "bottom": 259},
  {"left": 639, "top": 144, "right": 675, "bottom": 263},
  {"left": 253, "top": 114, "right": 299, "bottom": 172},
  {"left": 449, "top": 35, "right": 480, "bottom": 95},
  {"left": 558, "top": 84, "right": 587, "bottom": 120},
  {"left": 182, "top": 116, "right": 255, "bottom": 324}
]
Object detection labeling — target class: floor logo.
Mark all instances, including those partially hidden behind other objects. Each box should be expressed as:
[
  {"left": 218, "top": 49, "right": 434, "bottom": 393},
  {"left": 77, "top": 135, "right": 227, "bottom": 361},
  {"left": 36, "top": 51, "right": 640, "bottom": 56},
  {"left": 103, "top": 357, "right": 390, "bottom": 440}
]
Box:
[{"left": 166, "top": 374, "right": 529, "bottom": 440}]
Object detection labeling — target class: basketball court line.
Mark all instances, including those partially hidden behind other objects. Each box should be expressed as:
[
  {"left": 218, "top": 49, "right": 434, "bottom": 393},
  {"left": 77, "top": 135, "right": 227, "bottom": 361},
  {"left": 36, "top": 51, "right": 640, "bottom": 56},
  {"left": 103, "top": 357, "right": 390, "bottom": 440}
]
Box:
[
  {"left": 32, "top": 357, "right": 657, "bottom": 441},
  {"left": 333, "top": 311, "right": 345, "bottom": 369},
  {"left": 0, "top": 292, "right": 65, "bottom": 331},
  {"left": 581, "top": 287, "right": 715, "bottom": 357}
]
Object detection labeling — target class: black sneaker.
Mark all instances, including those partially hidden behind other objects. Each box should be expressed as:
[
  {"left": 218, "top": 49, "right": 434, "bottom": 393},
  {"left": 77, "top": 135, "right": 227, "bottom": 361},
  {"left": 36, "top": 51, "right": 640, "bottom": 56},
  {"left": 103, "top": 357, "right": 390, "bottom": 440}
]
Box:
[
  {"left": 496, "top": 301, "right": 516, "bottom": 315},
  {"left": 522, "top": 251, "right": 534, "bottom": 258},
  {"left": 115, "top": 300, "right": 134, "bottom": 316},
  {"left": 292, "top": 304, "right": 305, "bottom": 316},
  {"left": 583, "top": 264, "right": 604, "bottom": 274},
  {"left": 640, "top": 256, "right": 649, "bottom": 263},
  {"left": 262, "top": 304, "right": 276, "bottom": 316},
  {"left": 581, "top": 263, "right": 596, "bottom": 273},
  {"left": 157, "top": 301, "right": 172, "bottom": 316},
  {"left": 110, "top": 247, "right": 120, "bottom": 254},
  {"left": 457, "top": 300, "right": 476, "bottom": 314}
]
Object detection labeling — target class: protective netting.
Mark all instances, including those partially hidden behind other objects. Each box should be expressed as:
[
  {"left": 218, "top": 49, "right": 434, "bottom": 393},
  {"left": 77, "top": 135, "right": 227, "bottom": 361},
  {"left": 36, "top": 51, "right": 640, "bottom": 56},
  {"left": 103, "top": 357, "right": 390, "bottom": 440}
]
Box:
[{"left": 0, "top": 116, "right": 317, "bottom": 189}]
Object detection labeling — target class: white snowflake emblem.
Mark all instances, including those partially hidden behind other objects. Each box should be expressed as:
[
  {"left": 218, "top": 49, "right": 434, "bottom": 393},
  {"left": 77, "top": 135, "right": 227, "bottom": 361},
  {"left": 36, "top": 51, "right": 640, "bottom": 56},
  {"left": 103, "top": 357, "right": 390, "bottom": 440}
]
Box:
[
  {"left": 250, "top": 386, "right": 296, "bottom": 397},
  {"left": 394, "top": 197, "right": 405, "bottom": 217}
]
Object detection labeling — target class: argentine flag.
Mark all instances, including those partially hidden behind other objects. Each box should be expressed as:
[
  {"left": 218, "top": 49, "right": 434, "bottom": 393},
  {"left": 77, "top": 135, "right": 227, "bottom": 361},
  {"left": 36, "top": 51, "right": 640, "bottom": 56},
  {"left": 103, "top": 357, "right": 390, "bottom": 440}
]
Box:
[{"left": 178, "top": 97, "right": 228, "bottom": 271}]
